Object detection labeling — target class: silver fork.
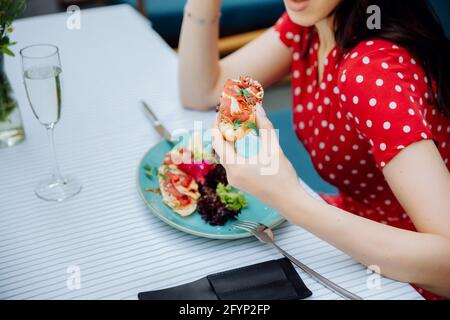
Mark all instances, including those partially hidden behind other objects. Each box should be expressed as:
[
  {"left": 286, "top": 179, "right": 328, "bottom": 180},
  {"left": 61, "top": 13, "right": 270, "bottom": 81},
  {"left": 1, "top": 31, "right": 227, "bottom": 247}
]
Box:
[{"left": 234, "top": 220, "right": 363, "bottom": 300}]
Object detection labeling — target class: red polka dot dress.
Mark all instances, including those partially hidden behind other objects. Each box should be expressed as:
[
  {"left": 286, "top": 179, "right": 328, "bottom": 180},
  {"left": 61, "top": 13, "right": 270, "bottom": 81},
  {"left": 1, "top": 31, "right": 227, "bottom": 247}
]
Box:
[{"left": 274, "top": 13, "right": 450, "bottom": 300}]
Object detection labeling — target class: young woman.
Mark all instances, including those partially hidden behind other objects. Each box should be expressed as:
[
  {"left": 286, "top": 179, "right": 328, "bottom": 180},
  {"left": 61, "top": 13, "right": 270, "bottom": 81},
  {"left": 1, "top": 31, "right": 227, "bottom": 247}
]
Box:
[{"left": 178, "top": 0, "right": 450, "bottom": 299}]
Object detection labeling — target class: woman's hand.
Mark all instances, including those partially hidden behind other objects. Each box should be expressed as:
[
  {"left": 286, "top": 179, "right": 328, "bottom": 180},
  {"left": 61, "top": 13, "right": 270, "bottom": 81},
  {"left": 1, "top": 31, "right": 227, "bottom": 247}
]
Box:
[{"left": 211, "top": 105, "right": 303, "bottom": 209}]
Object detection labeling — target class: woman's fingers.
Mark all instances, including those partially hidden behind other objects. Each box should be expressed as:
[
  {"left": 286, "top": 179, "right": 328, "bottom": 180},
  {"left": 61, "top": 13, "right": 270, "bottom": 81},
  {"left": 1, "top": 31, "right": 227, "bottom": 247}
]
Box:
[
  {"left": 255, "top": 104, "right": 280, "bottom": 157},
  {"left": 255, "top": 104, "right": 273, "bottom": 130}
]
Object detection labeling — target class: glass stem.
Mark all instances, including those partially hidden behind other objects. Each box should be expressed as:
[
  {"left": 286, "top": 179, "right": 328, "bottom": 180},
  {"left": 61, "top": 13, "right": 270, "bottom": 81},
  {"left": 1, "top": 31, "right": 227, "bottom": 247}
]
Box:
[{"left": 46, "top": 125, "right": 64, "bottom": 183}]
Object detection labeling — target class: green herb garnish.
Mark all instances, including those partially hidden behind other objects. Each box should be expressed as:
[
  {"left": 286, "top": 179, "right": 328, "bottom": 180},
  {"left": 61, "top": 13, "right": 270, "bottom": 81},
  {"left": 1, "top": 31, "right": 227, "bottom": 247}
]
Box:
[
  {"left": 144, "top": 164, "right": 158, "bottom": 180},
  {"left": 216, "top": 183, "right": 248, "bottom": 211},
  {"left": 159, "top": 172, "right": 167, "bottom": 181},
  {"left": 158, "top": 166, "right": 172, "bottom": 181},
  {"left": 245, "top": 121, "right": 258, "bottom": 131},
  {"left": 233, "top": 119, "right": 243, "bottom": 131},
  {"left": 238, "top": 89, "right": 249, "bottom": 97}
]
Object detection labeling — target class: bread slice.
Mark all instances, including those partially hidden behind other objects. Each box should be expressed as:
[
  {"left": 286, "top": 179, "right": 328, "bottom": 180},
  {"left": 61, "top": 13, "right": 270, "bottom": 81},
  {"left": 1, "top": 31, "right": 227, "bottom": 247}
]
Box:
[
  {"left": 158, "top": 165, "right": 199, "bottom": 217},
  {"left": 218, "top": 76, "right": 263, "bottom": 142}
]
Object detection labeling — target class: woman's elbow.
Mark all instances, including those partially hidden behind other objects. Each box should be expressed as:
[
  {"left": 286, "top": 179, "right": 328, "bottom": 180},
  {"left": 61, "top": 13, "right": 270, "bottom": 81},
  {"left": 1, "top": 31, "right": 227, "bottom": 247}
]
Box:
[
  {"left": 412, "top": 237, "right": 450, "bottom": 298},
  {"left": 179, "top": 91, "right": 216, "bottom": 112}
]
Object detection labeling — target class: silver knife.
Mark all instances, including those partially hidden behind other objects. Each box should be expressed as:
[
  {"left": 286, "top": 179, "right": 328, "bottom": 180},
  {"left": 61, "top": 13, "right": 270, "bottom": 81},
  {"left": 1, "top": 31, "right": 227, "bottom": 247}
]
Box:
[{"left": 141, "top": 101, "right": 175, "bottom": 145}]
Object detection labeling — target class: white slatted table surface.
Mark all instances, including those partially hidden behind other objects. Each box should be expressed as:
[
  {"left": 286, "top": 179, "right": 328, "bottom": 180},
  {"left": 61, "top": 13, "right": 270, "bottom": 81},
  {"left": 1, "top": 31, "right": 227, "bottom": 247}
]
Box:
[{"left": 0, "top": 4, "right": 422, "bottom": 300}]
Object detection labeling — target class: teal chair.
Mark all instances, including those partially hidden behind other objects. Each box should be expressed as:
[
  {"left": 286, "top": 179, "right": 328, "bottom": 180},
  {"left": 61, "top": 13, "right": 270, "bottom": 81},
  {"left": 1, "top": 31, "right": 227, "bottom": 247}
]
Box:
[
  {"left": 267, "top": 109, "right": 338, "bottom": 195},
  {"left": 429, "top": 0, "right": 450, "bottom": 37},
  {"left": 113, "top": 0, "right": 285, "bottom": 47}
]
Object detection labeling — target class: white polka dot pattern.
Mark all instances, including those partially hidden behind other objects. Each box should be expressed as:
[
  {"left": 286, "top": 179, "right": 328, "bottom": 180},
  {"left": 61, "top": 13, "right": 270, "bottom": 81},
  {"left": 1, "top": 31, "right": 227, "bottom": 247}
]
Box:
[{"left": 336, "top": 42, "right": 447, "bottom": 172}]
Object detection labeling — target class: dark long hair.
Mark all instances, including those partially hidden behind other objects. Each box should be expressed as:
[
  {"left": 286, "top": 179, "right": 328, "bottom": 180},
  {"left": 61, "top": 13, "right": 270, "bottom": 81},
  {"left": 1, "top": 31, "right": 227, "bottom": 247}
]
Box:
[{"left": 333, "top": 0, "right": 450, "bottom": 117}]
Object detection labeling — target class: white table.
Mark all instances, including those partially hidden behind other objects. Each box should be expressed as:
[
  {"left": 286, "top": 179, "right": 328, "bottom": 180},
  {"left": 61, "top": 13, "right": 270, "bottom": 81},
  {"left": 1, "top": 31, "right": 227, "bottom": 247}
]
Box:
[{"left": 0, "top": 4, "right": 422, "bottom": 300}]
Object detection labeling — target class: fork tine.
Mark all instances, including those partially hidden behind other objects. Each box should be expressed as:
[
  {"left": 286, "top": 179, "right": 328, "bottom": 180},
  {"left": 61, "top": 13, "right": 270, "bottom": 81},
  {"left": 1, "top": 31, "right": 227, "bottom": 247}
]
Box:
[
  {"left": 236, "top": 220, "right": 261, "bottom": 228},
  {"left": 234, "top": 224, "right": 253, "bottom": 233},
  {"left": 234, "top": 222, "right": 257, "bottom": 230},
  {"left": 236, "top": 219, "right": 260, "bottom": 226}
]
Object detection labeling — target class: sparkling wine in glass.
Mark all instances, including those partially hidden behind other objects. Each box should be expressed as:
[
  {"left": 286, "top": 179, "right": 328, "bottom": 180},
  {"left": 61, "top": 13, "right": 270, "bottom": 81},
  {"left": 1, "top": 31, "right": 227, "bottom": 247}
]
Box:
[{"left": 21, "top": 44, "right": 82, "bottom": 201}]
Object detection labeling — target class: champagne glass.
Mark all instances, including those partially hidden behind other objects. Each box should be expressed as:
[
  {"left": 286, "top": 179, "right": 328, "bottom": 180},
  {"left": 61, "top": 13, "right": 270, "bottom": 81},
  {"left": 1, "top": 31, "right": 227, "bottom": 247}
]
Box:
[{"left": 20, "top": 44, "right": 82, "bottom": 201}]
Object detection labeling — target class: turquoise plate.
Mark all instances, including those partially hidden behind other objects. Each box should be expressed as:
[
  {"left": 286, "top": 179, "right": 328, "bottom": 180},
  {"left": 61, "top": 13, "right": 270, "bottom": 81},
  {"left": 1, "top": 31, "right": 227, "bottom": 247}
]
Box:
[{"left": 136, "top": 131, "right": 285, "bottom": 239}]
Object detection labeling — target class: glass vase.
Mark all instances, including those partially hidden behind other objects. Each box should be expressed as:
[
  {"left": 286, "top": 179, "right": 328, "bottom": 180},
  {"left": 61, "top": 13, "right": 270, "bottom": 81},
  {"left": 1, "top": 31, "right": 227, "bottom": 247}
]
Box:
[{"left": 0, "top": 52, "right": 25, "bottom": 148}]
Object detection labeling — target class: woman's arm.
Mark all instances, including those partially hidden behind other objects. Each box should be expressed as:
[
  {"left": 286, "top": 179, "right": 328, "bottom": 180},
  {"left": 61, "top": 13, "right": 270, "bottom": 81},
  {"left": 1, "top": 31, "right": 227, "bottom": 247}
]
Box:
[
  {"left": 383, "top": 141, "right": 450, "bottom": 237},
  {"left": 287, "top": 194, "right": 450, "bottom": 298},
  {"left": 212, "top": 108, "right": 450, "bottom": 298},
  {"left": 178, "top": 0, "right": 291, "bottom": 110},
  {"left": 282, "top": 143, "right": 450, "bottom": 297},
  {"left": 284, "top": 154, "right": 450, "bottom": 298}
]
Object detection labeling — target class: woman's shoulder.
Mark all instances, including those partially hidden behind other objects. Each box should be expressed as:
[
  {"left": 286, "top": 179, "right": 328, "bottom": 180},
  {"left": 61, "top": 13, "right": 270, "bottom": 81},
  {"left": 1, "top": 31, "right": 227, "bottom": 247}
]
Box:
[
  {"left": 335, "top": 39, "right": 436, "bottom": 170},
  {"left": 339, "top": 39, "right": 421, "bottom": 73},
  {"left": 347, "top": 39, "right": 402, "bottom": 54},
  {"left": 337, "top": 39, "right": 428, "bottom": 93}
]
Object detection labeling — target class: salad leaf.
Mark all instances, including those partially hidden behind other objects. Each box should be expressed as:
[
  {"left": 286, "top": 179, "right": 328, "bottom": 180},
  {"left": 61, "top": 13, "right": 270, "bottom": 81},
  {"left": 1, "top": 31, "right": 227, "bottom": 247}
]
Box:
[{"left": 216, "top": 183, "right": 248, "bottom": 211}]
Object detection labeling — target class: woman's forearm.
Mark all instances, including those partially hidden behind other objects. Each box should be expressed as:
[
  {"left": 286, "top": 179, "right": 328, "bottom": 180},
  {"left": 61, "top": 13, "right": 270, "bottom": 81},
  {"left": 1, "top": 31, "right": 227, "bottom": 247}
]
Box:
[
  {"left": 277, "top": 185, "right": 450, "bottom": 297},
  {"left": 178, "top": 0, "right": 222, "bottom": 109}
]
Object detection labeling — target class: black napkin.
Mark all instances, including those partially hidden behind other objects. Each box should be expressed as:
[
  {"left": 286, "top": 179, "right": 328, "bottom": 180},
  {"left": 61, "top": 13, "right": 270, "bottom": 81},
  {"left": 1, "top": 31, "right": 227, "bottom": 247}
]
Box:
[{"left": 138, "top": 258, "right": 312, "bottom": 300}]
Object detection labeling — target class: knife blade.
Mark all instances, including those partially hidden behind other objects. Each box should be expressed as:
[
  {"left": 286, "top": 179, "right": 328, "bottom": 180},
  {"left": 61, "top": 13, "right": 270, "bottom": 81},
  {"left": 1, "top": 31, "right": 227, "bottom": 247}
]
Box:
[{"left": 141, "top": 101, "right": 175, "bottom": 144}]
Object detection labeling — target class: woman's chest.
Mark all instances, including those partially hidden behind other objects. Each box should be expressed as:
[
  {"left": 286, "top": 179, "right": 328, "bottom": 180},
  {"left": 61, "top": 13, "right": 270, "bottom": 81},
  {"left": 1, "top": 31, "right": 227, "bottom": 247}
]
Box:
[
  {"left": 293, "top": 94, "right": 376, "bottom": 177},
  {"left": 291, "top": 57, "right": 384, "bottom": 186}
]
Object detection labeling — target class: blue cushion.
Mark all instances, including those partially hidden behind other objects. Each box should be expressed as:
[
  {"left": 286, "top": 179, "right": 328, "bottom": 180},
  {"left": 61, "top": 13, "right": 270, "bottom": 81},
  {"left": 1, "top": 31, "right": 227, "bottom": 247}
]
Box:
[
  {"left": 113, "top": 0, "right": 285, "bottom": 47},
  {"left": 267, "top": 109, "right": 338, "bottom": 195},
  {"left": 116, "top": 0, "right": 450, "bottom": 46}
]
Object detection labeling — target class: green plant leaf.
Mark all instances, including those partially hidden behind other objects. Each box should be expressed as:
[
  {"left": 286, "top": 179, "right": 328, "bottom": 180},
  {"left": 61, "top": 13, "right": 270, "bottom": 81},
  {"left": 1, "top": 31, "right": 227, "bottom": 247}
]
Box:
[
  {"left": 0, "top": 37, "right": 9, "bottom": 46},
  {"left": 0, "top": 0, "right": 26, "bottom": 56},
  {"left": 1, "top": 45, "right": 14, "bottom": 56}
]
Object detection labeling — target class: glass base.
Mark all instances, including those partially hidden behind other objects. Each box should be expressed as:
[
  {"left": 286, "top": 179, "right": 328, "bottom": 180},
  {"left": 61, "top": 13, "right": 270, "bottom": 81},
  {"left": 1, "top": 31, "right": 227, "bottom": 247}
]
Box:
[{"left": 35, "top": 176, "right": 82, "bottom": 202}]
